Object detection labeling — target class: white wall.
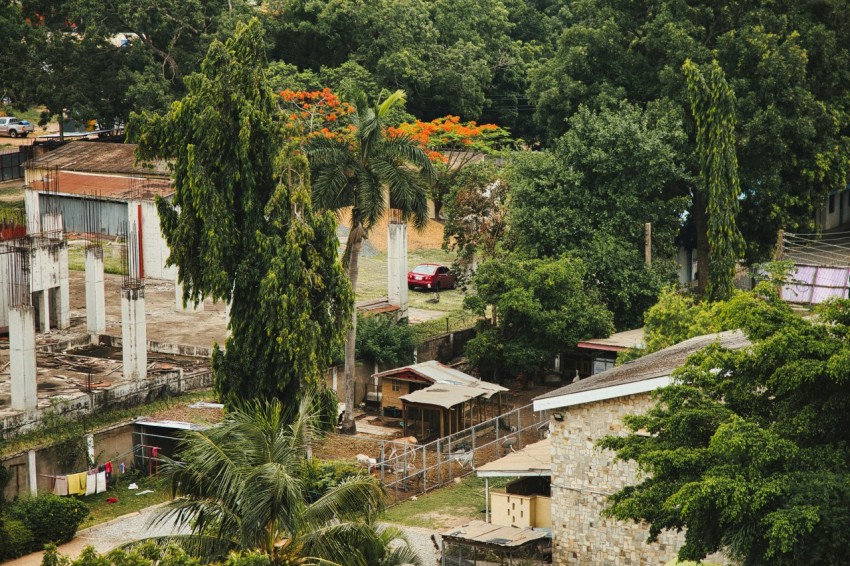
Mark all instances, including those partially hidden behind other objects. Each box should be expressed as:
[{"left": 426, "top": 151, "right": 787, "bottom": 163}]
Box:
[{"left": 127, "top": 199, "right": 176, "bottom": 281}]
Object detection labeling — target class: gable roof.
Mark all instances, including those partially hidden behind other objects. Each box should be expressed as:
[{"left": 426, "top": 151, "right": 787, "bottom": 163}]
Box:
[
  {"left": 27, "top": 142, "right": 170, "bottom": 177},
  {"left": 375, "top": 360, "right": 507, "bottom": 392},
  {"left": 533, "top": 330, "right": 749, "bottom": 411}
]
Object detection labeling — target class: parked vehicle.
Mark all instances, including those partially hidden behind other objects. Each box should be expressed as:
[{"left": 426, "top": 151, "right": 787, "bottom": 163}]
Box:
[
  {"left": 0, "top": 117, "right": 28, "bottom": 138},
  {"left": 407, "top": 263, "right": 456, "bottom": 291}
]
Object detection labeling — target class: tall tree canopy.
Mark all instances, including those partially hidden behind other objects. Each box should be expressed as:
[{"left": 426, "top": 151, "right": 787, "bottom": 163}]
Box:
[
  {"left": 528, "top": 0, "right": 850, "bottom": 262},
  {"left": 505, "top": 102, "right": 688, "bottom": 328},
  {"left": 130, "top": 19, "right": 351, "bottom": 410},
  {"left": 600, "top": 289, "right": 850, "bottom": 564}
]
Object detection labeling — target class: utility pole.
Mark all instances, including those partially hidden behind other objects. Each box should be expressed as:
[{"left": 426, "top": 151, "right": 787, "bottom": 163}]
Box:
[{"left": 644, "top": 223, "right": 652, "bottom": 268}]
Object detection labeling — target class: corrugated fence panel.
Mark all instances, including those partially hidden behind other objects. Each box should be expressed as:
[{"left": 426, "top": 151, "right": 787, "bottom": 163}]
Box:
[{"left": 38, "top": 194, "right": 128, "bottom": 235}]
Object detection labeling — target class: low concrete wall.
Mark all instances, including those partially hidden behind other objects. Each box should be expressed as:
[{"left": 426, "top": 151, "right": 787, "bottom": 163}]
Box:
[
  {"left": 417, "top": 327, "right": 476, "bottom": 362},
  {"left": 0, "top": 369, "right": 213, "bottom": 438},
  {"left": 1, "top": 421, "right": 136, "bottom": 500},
  {"left": 97, "top": 333, "right": 213, "bottom": 358}
]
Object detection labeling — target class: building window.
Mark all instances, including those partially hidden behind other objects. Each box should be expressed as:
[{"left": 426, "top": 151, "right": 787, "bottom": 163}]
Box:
[
  {"left": 830, "top": 194, "right": 835, "bottom": 213},
  {"left": 391, "top": 381, "right": 400, "bottom": 392}
]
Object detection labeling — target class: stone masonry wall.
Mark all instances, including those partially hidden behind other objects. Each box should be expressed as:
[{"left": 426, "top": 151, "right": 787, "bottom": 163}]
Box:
[{"left": 550, "top": 393, "right": 685, "bottom": 565}]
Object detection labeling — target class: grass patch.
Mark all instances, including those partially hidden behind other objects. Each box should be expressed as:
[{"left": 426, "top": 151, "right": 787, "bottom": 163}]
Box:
[
  {"left": 79, "top": 473, "right": 172, "bottom": 529},
  {"left": 381, "top": 475, "right": 509, "bottom": 530},
  {"left": 0, "top": 390, "right": 215, "bottom": 458},
  {"left": 66, "top": 241, "right": 126, "bottom": 274}
]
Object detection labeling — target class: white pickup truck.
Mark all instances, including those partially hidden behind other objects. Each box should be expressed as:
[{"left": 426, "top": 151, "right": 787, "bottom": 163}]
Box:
[{"left": 0, "top": 117, "right": 28, "bottom": 138}]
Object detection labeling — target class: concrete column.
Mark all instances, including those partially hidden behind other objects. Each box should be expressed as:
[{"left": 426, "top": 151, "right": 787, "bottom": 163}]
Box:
[
  {"left": 9, "top": 306, "right": 37, "bottom": 412},
  {"left": 175, "top": 279, "right": 204, "bottom": 312},
  {"left": 40, "top": 289, "right": 50, "bottom": 333},
  {"left": 85, "top": 247, "right": 106, "bottom": 338},
  {"left": 28, "top": 450, "right": 37, "bottom": 496},
  {"left": 387, "top": 220, "right": 409, "bottom": 318},
  {"left": 121, "top": 286, "right": 147, "bottom": 381},
  {"left": 57, "top": 242, "right": 70, "bottom": 329}
]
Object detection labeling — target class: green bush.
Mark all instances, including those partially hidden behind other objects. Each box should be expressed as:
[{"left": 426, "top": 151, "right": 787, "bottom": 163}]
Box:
[
  {"left": 0, "top": 518, "right": 35, "bottom": 559},
  {"left": 302, "top": 459, "right": 366, "bottom": 503},
  {"left": 355, "top": 314, "right": 418, "bottom": 369},
  {"left": 7, "top": 493, "right": 89, "bottom": 546}
]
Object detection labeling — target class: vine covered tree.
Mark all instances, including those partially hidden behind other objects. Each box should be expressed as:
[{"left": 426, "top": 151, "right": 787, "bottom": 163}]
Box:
[
  {"left": 129, "top": 20, "right": 352, "bottom": 411},
  {"left": 309, "top": 89, "right": 435, "bottom": 434},
  {"left": 684, "top": 59, "right": 744, "bottom": 301},
  {"left": 600, "top": 291, "right": 850, "bottom": 564}
]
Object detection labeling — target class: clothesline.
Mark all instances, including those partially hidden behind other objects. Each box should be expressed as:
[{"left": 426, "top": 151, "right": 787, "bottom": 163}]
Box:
[{"left": 47, "top": 461, "right": 113, "bottom": 497}]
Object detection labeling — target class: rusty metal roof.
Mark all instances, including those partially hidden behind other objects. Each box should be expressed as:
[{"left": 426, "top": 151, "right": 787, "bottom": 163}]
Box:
[
  {"left": 476, "top": 438, "right": 552, "bottom": 477},
  {"left": 442, "top": 520, "right": 550, "bottom": 549},
  {"left": 28, "top": 170, "right": 173, "bottom": 201},
  {"left": 27, "top": 142, "right": 170, "bottom": 177}
]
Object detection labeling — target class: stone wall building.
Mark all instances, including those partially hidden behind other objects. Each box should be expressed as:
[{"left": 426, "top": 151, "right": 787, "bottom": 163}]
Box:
[{"left": 533, "top": 331, "right": 749, "bottom": 565}]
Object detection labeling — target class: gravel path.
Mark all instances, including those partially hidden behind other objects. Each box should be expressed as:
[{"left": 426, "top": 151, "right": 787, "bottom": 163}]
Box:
[{"left": 383, "top": 523, "right": 442, "bottom": 565}]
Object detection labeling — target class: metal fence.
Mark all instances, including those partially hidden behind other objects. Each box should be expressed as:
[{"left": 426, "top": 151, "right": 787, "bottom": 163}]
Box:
[
  {"left": 0, "top": 146, "right": 32, "bottom": 181},
  {"left": 366, "top": 403, "right": 550, "bottom": 505}
]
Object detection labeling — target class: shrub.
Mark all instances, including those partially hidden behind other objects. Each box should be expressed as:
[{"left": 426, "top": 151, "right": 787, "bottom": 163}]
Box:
[
  {"left": 7, "top": 493, "right": 89, "bottom": 546},
  {"left": 302, "top": 459, "right": 366, "bottom": 503},
  {"left": 0, "top": 518, "right": 35, "bottom": 559},
  {"left": 355, "top": 314, "right": 418, "bottom": 369}
]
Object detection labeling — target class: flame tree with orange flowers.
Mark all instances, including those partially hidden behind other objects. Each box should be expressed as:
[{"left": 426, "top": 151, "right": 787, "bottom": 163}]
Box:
[
  {"left": 306, "top": 89, "right": 435, "bottom": 434},
  {"left": 388, "top": 116, "right": 511, "bottom": 220}
]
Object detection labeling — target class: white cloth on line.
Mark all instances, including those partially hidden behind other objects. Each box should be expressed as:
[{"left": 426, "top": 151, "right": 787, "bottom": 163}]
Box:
[
  {"left": 96, "top": 471, "right": 107, "bottom": 494},
  {"left": 85, "top": 473, "right": 96, "bottom": 496}
]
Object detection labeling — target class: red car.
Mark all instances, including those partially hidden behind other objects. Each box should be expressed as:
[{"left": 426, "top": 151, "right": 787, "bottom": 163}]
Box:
[{"left": 407, "top": 263, "right": 456, "bottom": 291}]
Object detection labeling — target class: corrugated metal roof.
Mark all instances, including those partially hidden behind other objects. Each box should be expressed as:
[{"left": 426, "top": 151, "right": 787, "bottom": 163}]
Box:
[
  {"left": 400, "top": 383, "right": 489, "bottom": 409},
  {"left": 375, "top": 360, "right": 508, "bottom": 394},
  {"left": 535, "top": 330, "right": 749, "bottom": 402},
  {"left": 29, "top": 171, "right": 173, "bottom": 201},
  {"left": 442, "top": 520, "right": 550, "bottom": 548},
  {"left": 577, "top": 327, "right": 645, "bottom": 352},
  {"left": 476, "top": 438, "right": 551, "bottom": 477},
  {"left": 27, "top": 142, "right": 170, "bottom": 177}
]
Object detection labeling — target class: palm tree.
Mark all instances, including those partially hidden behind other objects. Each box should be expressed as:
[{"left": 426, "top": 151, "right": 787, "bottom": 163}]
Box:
[
  {"left": 135, "top": 398, "right": 421, "bottom": 566},
  {"left": 309, "top": 90, "right": 435, "bottom": 434}
]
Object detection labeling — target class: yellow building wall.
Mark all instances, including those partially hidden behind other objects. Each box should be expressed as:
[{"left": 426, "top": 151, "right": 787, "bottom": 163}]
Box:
[{"left": 490, "top": 492, "right": 551, "bottom": 528}]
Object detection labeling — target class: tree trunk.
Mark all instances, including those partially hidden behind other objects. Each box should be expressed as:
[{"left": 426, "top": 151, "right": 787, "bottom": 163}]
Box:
[
  {"left": 341, "top": 224, "right": 365, "bottom": 434},
  {"left": 694, "top": 190, "right": 710, "bottom": 296}
]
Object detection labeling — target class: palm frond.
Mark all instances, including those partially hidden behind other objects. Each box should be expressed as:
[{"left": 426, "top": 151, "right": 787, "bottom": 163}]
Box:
[
  {"left": 377, "top": 90, "right": 407, "bottom": 119},
  {"left": 303, "top": 475, "right": 385, "bottom": 527},
  {"left": 119, "top": 534, "right": 236, "bottom": 562}
]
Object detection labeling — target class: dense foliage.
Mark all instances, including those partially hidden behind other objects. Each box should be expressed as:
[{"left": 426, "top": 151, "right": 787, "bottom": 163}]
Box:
[
  {"left": 528, "top": 0, "right": 850, "bottom": 264},
  {"left": 355, "top": 314, "right": 418, "bottom": 370},
  {"left": 42, "top": 542, "right": 271, "bottom": 566},
  {"left": 130, "top": 20, "right": 351, "bottom": 411},
  {"left": 464, "top": 256, "right": 613, "bottom": 381},
  {"left": 0, "top": 495, "right": 88, "bottom": 559},
  {"left": 600, "top": 290, "right": 850, "bottom": 564},
  {"left": 505, "top": 102, "right": 688, "bottom": 328}
]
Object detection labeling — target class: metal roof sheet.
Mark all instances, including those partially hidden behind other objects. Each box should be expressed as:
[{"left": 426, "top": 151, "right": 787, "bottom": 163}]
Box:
[
  {"left": 476, "top": 438, "right": 551, "bottom": 477},
  {"left": 442, "top": 520, "right": 550, "bottom": 548},
  {"left": 375, "top": 360, "right": 508, "bottom": 393},
  {"left": 400, "top": 383, "right": 490, "bottom": 409},
  {"left": 577, "top": 327, "right": 645, "bottom": 352},
  {"left": 27, "top": 142, "right": 170, "bottom": 177}
]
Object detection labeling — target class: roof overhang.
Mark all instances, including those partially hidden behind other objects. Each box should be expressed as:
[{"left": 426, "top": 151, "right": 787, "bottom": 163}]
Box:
[{"left": 533, "top": 376, "right": 672, "bottom": 412}]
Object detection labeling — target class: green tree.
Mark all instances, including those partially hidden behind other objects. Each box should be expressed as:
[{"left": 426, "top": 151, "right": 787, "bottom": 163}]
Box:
[
  {"left": 599, "top": 292, "right": 850, "bottom": 564},
  {"left": 129, "top": 20, "right": 352, "bottom": 410},
  {"left": 505, "top": 102, "right": 688, "bottom": 328},
  {"left": 684, "top": 59, "right": 744, "bottom": 300},
  {"left": 355, "top": 314, "right": 418, "bottom": 370},
  {"left": 463, "top": 255, "right": 614, "bottom": 381},
  {"left": 528, "top": 0, "right": 850, "bottom": 263},
  {"left": 308, "top": 89, "right": 434, "bottom": 433}
]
